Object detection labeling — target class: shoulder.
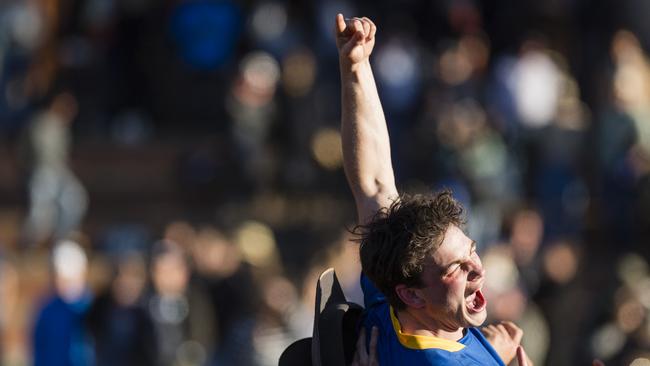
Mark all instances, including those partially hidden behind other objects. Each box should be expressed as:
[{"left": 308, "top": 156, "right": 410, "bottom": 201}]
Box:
[
  {"left": 36, "top": 296, "right": 65, "bottom": 316},
  {"left": 463, "top": 328, "right": 506, "bottom": 366},
  {"left": 360, "top": 273, "right": 387, "bottom": 308},
  {"left": 367, "top": 307, "right": 466, "bottom": 365},
  {"left": 466, "top": 327, "right": 493, "bottom": 348},
  {"left": 467, "top": 327, "right": 488, "bottom": 340}
]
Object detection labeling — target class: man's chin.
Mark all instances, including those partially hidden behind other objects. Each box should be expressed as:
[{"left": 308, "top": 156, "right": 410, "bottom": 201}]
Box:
[{"left": 463, "top": 308, "right": 487, "bottom": 327}]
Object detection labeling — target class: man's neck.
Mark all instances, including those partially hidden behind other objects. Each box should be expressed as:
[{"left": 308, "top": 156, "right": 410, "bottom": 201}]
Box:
[{"left": 396, "top": 308, "right": 465, "bottom": 341}]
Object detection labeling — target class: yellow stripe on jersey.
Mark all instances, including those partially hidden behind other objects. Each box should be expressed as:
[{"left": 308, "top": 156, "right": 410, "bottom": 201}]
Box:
[{"left": 390, "top": 307, "right": 466, "bottom": 352}]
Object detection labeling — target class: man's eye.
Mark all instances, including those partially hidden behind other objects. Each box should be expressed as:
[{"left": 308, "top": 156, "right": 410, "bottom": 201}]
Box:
[{"left": 446, "top": 264, "right": 461, "bottom": 276}]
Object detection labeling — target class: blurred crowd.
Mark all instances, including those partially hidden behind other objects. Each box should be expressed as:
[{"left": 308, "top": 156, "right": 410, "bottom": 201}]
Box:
[{"left": 0, "top": 0, "right": 650, "bottom": 365}]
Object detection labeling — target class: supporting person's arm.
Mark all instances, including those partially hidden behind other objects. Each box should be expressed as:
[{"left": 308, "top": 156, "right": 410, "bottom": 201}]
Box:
[
  {"left": 351, "top": 326, "right": 379, "bottom": 366},
  {"left": 335, "top": 14, "right": 398, "bottom": 225},
  {"left": 482, "top": 321, "right": 526, "bottom": 365}
]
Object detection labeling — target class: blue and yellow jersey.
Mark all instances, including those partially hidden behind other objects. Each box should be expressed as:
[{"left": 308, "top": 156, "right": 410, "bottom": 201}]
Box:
[{"left": 361, "top": 275, "right": 505, "bottom": 365}]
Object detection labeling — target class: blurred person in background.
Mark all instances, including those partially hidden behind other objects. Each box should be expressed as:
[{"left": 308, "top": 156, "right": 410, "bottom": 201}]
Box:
[
  {"left": 226, "top": 51, "right": 281, "bottom": 193},
  {"left": 279, "top": 46, "right": 326, "bottom": 190},
  {"left": 187, "top": 226, "right": 259, "bottom": 366},
  {"left": 598, "top": 30, "right": 650, "bottom": 248},
  {"left": 32, "top": 240, "right": 93, "bottom": 366},
  {"left": 168, "top": 0, "right": 241, "bottom": 72},
  {"left": 147, "top": 239, "right": 215, "bottom": 366},
  {"left": 481, "top": 242, "right": 550, "bottom": 366},
  {"left": 0, "top": 255, "right": 19, "bottom": 363},
  {"left": 230, "top": 220, "right": 297, "bottom": 366},
  {"left": 86, "top": 251, "right": 157, "bottom": 366},
  {"left": 0, "top": 0, "right": 45, "bottom": 132},
  {"left": 592, "top": 253, "right": 650, "bottom": 365},
  {"left": 21, "top": 90, "right": 88, "bottom": 247},
  {"left": 252, "top": 273, "right": 303, "bottom": 366}
]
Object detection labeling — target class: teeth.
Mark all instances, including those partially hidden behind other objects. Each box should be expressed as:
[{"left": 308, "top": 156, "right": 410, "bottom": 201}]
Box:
[
  {"left": 466, "top": 289, "right": 484, "bottom": 308},
  {"left": 466, "top": 292, "right": 476, "bottom": 304}
]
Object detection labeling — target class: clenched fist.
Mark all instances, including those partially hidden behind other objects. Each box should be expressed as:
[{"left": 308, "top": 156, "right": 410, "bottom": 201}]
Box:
[
  {"left": 482, "top": 321, "right": 528, "bottom": 365},
  {"left": 334, "top": 14, "right": 377, "bottom": 67}
]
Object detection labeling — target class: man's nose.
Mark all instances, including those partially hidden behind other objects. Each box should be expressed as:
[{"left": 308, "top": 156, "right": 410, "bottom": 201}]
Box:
[{"left": 467, "top": 259, "right": 484, "bottom": 282}]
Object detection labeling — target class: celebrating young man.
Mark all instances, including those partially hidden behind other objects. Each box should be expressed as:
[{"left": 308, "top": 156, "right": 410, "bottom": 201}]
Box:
[{"left": 336, "top": 14, "right": 529, "bottom": 365}]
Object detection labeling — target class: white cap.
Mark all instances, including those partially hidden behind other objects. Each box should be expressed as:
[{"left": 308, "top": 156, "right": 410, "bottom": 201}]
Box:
[{"left": 52, "top": 240, "right": 88, "bottom": 279}]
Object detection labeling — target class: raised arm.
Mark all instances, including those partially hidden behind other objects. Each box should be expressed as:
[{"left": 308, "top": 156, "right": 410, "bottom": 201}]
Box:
[{"left": 335, "top": 14, "right": 398, "bottom": 225}]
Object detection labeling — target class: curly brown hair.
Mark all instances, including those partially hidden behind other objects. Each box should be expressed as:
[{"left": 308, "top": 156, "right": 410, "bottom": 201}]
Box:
[{"left": 356, "top": 190, "right": 466, "bottom": 310}]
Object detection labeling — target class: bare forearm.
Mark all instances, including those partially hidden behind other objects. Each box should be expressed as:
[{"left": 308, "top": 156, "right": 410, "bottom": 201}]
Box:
[{"left": 340, "top": 59, "right": 397, "bottom": 223}]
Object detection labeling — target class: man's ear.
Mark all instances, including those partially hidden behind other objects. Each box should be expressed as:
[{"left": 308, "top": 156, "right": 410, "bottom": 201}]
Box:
[{"left": 395, "top": 284, "right": 426, "bottom": 309}]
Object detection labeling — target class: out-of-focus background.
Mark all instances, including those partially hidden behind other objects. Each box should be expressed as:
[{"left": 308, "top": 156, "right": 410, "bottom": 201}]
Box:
[{"left": 0, "top": 0, "right": 649, "bottom": 365}]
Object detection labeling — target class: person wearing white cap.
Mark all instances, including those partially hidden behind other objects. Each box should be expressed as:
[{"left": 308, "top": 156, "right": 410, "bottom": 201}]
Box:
[{"left": 32, "top": 240, "right": 93, "bottom": 366}]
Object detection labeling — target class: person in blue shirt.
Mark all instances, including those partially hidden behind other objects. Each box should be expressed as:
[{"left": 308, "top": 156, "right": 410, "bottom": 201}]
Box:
[
  {"left": 32, "top": 241, "right": 94, "bottom": 366},
  {"left": 335, "top": 14, "right": 529, "bottom": 365}
]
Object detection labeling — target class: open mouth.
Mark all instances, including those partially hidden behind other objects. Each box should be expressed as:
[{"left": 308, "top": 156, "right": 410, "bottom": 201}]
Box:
[{"left": 465, "top": 289, "right": 487, "bottom": 313}]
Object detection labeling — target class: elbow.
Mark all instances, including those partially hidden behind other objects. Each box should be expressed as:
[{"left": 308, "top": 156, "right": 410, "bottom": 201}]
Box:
[{"left": 355, "top": 177, "right": 397, "bottom": 205}]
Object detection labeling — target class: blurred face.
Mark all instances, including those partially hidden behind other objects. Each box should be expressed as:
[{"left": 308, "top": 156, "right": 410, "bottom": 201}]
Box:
[
  {"left": 414, "top": 225, "right": 487, "bottom": 330},
  {"left": 152, "top": 252, "right": 189, "bottom": 297},
  {"left": 50, "top": 92, "right": 78, "bottom": 122},
  {"left": 55, "top": 271, "right": 88, "bottom": 303},
  {"left": 113, "top": 258, "right": 146, "bottom": 306}
]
